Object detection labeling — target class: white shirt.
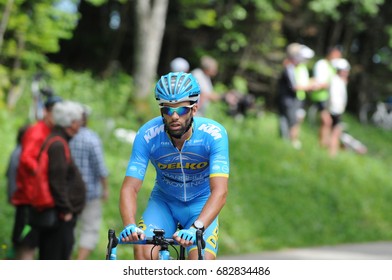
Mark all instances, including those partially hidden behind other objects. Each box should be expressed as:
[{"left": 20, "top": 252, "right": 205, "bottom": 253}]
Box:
[
  {"left": 191, "top": 68, "right": 214, "bottom": 115},
  {"left": 313, "top": 59, "right": 332, "bottom": 84},
  {"left": 328, "top": 75, "right": 347, "bottom": 115}
]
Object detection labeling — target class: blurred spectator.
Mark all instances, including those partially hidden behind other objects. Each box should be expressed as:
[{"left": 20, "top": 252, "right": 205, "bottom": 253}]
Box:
[
  {"left": 311, "top": 46, "right": 343, "bottom": 148},
  {"left": 36, "top": 100, "right": 86, "bottom": 260},
  {"left": 70, "top": 106, "right": 109, "bottom": 260},
  {"left": 170, "top": 57, "right": 190, "bottom": 72},
  {"left": 191, "top": 55, "right": 221, "bottom": 116},
  {"left": 327, "top": 58, "right": 351, "bottom": 157},
  {"left": 5, "top": 125, "right": 30, "bottom": 204},
  {"left": 11, "top": 95, "right": 62, "bottom": 259},
  {"left": 276, "top": 43, "right": 316, "bottom": 149},
  {"left": 222, "top": 90, "right": 256, "bottom": 119}
]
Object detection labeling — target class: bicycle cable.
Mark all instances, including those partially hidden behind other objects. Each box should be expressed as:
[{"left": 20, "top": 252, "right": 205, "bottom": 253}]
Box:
[{"left": 150, "top": 243, "right": 180, "bottom": 260}]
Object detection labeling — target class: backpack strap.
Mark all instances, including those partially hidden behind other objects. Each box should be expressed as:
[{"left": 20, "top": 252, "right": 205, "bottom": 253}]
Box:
[{"left": 40, "top": 136, "right": 70, "bottom": 162}]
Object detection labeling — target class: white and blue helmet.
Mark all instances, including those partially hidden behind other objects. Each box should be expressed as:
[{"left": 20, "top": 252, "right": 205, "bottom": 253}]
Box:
[{"left": 155, "top": 72, "right": 200, "bottom": 104}]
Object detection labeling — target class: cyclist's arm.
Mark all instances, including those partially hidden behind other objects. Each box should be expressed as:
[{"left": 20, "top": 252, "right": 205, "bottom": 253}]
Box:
[
  {"left": 119, "top": 176, "right": 144, "bottom": 240},
  {"left": 197, "top": 121, "right": 229, "bottom": 228},
  {"left": 173, "top": 176, "right": 228, "bottom": 247},
  {"left": 196, "top": 176, "right": 228, "bottom": 228}
]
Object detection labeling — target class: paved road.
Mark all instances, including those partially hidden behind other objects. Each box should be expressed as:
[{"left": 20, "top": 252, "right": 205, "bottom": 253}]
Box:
[{"left": 219, "top": 241, "right": 392, "bottom": 260}]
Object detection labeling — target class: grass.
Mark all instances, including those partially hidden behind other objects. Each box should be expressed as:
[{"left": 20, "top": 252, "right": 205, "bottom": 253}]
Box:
[{"left": 1, "top": 71, "right": 392, "bottom": 260}]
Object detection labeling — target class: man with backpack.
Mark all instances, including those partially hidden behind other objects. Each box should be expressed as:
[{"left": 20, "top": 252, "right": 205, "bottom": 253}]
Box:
[
  {"left": 11, "top": 95, "right": 62, "bottom": 259},
  {"left": 34, "top": 100, "right": 86, "bottom": 260}
]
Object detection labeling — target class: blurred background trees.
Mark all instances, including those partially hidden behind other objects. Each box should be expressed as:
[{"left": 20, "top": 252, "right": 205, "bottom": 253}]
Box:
[{"left": 1, "top": 0, "right": 392, "bottom": 117}]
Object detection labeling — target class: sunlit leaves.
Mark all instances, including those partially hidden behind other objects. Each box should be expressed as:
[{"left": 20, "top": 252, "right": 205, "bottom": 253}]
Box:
[
  {"left": 0, "top": 0, "right": 79, "bottom": 72},
  {"left": 217, "top": 32, "right": 247, "bottom": 52},
  {"left": 309, "top": 0, "right": 385, "bottom": 19},
  {"left": 184, "top": 9, "right": 216, "bottom": 28}
]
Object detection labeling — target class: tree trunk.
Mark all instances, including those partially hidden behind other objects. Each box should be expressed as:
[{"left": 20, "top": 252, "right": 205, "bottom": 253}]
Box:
[
  {"left": 0, "top": 0, "right": 15, "bottom": 54},
  {"left": 7, "top": 31, "right": 25, "bottom": 109},
  {"left": 133, "top": 0, "right": 169, "bottom": 100}
]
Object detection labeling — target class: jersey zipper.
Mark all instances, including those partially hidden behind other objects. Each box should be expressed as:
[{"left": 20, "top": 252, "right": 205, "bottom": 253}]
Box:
[
  {"left": 168, "top": 126, "right": 193, "bottom": 201},
  {"left": 179, "top": 151, "right": 187, "bottom": 201}
]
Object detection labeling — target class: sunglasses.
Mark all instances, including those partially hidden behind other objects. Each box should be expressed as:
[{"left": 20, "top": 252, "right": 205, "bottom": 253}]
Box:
[{"left": 159, "top": 105, "right": 194, "bottom": 116}]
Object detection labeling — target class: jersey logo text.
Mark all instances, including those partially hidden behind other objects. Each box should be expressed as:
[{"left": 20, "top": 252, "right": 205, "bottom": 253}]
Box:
[
  {"left": 144, "top": 124, "right": 165, "bottom": 143},
  {"left": 198, "top": 123, "right": 222, "bottom": 140}
]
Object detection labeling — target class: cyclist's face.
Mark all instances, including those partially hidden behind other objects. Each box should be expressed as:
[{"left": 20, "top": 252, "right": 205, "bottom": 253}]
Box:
[{"left": 161, "top": 101, "right": 197, "bottom": 138}]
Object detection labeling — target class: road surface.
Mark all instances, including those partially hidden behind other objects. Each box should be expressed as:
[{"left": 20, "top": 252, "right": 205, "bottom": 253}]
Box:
[{"left": 219, "top": 241, "right": 392, "bottom": 260}]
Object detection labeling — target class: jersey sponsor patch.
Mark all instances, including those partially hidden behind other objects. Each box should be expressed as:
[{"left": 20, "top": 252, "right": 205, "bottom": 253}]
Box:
[
  {"left": 198, "top": 123, "right": 223, "bottom": 140},
  {"left": 144, "top": 124, "right": 165, "bottom": 143},
  {"left": 158, "top": 161, "right": 208, "bottom": 170}
]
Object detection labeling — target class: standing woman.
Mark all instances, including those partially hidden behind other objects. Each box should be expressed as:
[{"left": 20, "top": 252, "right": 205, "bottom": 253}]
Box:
[{"left": 327, "top": 58, "right": 351, "bottom": 157}]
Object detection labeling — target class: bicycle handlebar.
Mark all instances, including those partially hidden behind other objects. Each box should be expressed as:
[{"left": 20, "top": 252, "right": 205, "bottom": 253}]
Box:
[
  {"left": 196, "top": 229, "right": 205, "bottom": 260},
  {"left": 106, "top": 228, "right": 205, "bottom": 260}
]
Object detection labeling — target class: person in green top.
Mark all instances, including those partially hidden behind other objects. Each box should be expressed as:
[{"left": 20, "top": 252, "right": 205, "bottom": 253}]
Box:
[
  {"left": 277, "top": 43, "right": 317, "bottom": 149},
  {"left": 311, "top": 46, "right": 343, "bottom": 148}
]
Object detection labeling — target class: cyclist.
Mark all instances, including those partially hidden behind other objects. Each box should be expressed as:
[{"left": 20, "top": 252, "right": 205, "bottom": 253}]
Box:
[{"left": 119, "top": 72, "right": 230, "bottom": 260}]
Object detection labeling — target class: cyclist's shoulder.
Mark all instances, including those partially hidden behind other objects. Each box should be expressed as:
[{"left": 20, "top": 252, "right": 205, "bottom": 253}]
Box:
[
  {"left": 194, "top": 116, "right": 225, "bottom": 127},
  {"left": 135, "top": 117, "right": 165, "bottom": 143},
  {"left": 138, "top": 116, "right": 164, "bottom": 130},
  {"left": 193, "top": 117, "right": 228, "bottom": 139}
]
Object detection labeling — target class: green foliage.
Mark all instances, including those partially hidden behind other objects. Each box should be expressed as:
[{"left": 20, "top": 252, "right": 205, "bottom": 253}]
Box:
[
  {"left": 85, "top": 0, "right": 107, "bottom": 6},
  {"left": 0, "top": 0, "right": 79, "bottom": 81},
  {"left": 232, "top": 75, "right": 248, "bottom": 93},
  {"left": 309, "top": 0, "right": 384, "bottom": 19},
  {"left": 183, "top": 9, "right": 217, "bottom": 28},
  {"left": 218, "top": 113, "right": 392, "bottom": 255},
  {"left": 253, "top": 0, "right": 284, "bottom": 21}
]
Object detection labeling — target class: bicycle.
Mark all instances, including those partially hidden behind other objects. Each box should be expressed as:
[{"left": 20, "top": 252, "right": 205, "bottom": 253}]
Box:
[{"left": 105, "top": 228, "right": 205, "bottom": 260}]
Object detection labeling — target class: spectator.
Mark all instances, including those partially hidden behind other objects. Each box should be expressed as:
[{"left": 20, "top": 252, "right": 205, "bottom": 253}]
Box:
[
  {"left": 276, "top": 43, "right": 316, "bottom": 149},
  {"left": 11, "top": 95, "right": 62, "bottom": 259},
  {"left": 311, "top": 46, "right": 343, "bottom": 148},
  {"left": 70, "top": 106, "right": 109, "bottom": 260},
  {"left": 170, "top": 57, "right": 190, "bottom": 72},
  {"left": 35, "top": 100, "right": 86, "bottom": 260},
  {"left": 327, "top": 58, "right": 351, "bottom": 157},
  {"left": 5, "top": 125, "right": 29, "bottom": 204},
  {"left": 191, "top": 55, "right": 221, "bottom": 116}
]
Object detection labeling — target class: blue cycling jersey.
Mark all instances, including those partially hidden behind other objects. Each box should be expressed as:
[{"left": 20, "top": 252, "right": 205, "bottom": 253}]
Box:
[{"left": 125, "top": 116, "right": 230, "bottom": 202}]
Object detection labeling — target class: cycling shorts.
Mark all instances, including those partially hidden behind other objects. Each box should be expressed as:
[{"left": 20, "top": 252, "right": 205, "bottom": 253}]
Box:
[{"left": 137, "top": 188, "right": 219, "bottom": 257}]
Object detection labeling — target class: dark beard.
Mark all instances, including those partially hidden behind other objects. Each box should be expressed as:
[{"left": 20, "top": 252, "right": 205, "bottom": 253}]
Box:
[{"left": 164, "top": 116, "right": 193, "bottom": 139}]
